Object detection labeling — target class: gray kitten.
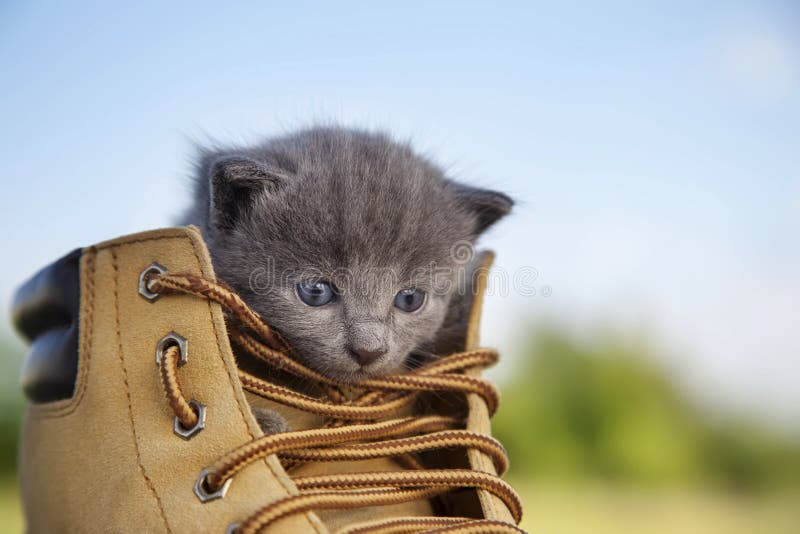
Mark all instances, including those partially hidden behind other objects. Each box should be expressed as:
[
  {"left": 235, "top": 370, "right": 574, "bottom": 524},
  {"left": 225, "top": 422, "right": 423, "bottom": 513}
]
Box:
[{"left": 183, "top": 126, "right": 511, "bottom": 432}]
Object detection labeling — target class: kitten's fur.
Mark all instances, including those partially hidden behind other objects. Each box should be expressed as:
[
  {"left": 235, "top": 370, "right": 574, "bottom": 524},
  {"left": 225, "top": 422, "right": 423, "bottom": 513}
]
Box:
[{"left": 183, "top": 126, "right": 511, "bottom": 430}]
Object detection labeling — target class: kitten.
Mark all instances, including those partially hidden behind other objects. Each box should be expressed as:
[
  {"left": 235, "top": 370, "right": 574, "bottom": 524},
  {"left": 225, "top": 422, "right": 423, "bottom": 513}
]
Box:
[{"left": 183, "top": 126, "right": 511, "bottom": 432}]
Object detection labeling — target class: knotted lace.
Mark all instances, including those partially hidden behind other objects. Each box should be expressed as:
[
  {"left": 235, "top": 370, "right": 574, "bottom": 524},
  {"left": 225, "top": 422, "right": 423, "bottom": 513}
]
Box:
[{"left": 149, "top": 272, "right": 524, "bottom": 534}]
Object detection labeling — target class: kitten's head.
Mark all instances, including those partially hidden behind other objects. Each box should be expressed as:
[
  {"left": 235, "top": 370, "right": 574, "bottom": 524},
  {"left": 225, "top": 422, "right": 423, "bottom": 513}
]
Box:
[{"left": 189, "top": 127, "right": 511, "bottom": 383}]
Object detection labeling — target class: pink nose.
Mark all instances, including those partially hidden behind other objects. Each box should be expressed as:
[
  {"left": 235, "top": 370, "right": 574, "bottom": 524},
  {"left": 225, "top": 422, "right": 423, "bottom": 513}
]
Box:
[{"left": 348, "top": 347, "right": 386, "bottom": 366}]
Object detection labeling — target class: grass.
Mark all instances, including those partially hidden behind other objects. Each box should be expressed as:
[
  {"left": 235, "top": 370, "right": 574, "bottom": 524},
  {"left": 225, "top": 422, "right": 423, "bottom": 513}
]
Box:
[
  {"left": 0, "top": 476, "right": 797, "bottom": 533},
  {"left": 513, "top": 480, "right": 800, "bottom": 534},
  {"left": 0, "top": 479, "right": 22, "bottom": 534}
]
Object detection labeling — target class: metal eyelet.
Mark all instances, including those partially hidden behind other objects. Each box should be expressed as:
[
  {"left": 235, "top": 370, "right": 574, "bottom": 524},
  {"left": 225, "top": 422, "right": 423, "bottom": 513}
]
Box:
[
  {"left": 138, "top": 262, "right": 167, "bottom": 301},
  {"left": 155, "top": 332, "right": 188, "bottom": 366},
  {"left": 194, "top": 467, "right": 232, "bottom": 503},
  {"left": 174, "top": 399, "right": 206, "bottom": 440},
  {"left": 225, "top": 523, "right": 239, "bottom": 534}
]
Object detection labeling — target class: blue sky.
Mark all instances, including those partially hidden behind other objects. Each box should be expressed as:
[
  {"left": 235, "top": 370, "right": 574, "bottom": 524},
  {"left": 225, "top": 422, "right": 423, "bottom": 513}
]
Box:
[{"left": 1, "top": 1, "right": 798, "bottom": 423}]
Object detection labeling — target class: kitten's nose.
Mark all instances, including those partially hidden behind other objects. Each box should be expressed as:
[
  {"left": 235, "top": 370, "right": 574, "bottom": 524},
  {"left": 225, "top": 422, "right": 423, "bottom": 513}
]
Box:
[{"left": 348, "top": 346, "right": 387, "bottom": 366}]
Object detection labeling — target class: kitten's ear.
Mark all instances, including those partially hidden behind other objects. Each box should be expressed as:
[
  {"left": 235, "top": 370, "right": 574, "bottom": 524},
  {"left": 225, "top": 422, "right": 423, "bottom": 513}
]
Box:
[
  {"left": 208, "top": 155, "right": 287, "bottom": 232},
  {"left": 450, "top": 182, "right": 513, "bottom": 234}
]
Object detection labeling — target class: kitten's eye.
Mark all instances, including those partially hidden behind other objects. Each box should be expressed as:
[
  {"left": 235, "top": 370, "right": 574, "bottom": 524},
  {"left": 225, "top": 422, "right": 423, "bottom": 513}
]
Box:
[
  {"left": 394, "top": 288, "right": 426, "bottom": 313},
  {"left": 296, "top": 281, "right": 336, "bottom": 306}
]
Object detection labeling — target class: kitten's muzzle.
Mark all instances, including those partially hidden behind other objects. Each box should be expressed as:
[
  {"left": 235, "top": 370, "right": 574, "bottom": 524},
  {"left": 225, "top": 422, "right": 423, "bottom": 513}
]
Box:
[{"left": 348, "top": 346, "right": 387, "bottom": 366}]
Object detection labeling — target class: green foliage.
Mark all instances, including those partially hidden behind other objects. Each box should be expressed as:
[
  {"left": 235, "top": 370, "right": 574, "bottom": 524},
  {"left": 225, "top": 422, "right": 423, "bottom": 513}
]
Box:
[
  {"left": 697, "top": 419, "right": 800, "bottom": 491},
  {"left": 0, "top": 398, "right": 22, "bottom": 476},
  {"left": 0, "top": 335, "right": 24, "bottom": 477},
  {"left": 493, "top": 326, "right": 800, "bottom": 492}
]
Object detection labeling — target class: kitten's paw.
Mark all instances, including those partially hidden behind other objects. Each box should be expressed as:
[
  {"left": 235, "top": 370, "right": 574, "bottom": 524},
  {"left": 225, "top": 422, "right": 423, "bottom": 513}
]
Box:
[{"left": 251, "top": 407, "right": 291, "bottom": 435}]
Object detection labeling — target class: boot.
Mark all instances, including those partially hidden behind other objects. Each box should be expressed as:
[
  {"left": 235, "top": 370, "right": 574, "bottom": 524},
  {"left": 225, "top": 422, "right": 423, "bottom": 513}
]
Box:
[{"left": 13, "top": 226, "right": 523, "bottom": 533}]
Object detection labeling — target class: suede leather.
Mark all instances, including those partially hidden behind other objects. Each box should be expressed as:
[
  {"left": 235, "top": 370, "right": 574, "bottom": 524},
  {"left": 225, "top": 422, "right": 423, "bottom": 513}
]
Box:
[
  {"left": 18, "top": 226, "right": 514, "bottom": 533},
  {"left": 19, "top": 227, "right": 322, "bottom": 533},
  {"left": 463, "top": 252, "right": 516, "bottom": 524}
]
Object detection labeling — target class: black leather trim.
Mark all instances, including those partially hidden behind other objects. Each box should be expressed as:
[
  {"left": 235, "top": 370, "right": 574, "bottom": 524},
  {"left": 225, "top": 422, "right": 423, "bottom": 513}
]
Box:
[{"left": 12, "top": 248, "right": 82, "bottom": 403}]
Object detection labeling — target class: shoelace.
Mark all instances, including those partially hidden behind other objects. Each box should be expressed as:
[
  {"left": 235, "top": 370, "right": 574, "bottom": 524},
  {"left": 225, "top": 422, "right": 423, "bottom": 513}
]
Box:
[{"left": 149, "top": 272, "right": 524, "bottom": 534}]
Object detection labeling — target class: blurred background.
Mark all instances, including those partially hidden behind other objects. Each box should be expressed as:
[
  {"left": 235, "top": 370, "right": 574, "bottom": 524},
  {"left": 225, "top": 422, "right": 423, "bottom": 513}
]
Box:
[{"left": 1, "top": 1, "right": 798, "bottom": 532}]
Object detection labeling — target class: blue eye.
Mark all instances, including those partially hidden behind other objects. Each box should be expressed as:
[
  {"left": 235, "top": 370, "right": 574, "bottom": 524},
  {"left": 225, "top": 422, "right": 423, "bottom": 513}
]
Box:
[
  {"left": 296, "top": 281, "right": 336, "bottom": 306},
  {"left": 394, "top": 288, "right": 426, "bottom": 312}
]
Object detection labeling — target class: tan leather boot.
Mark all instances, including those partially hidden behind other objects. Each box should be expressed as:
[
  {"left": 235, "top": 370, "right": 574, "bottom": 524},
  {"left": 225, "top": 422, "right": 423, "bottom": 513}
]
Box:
[{"left": 13, "top": 226, "right": 523, "bottom": 533}]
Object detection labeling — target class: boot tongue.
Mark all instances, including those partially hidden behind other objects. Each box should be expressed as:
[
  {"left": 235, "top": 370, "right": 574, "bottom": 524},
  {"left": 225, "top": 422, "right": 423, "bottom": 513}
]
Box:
[
  {"left": 243, "top": 375, "right": 414, "bottom": 433},
  {"left": 245, "top": 391, "right": 323, "bottom": 432},
  {"left": 237, "top": 357, "right": 326, "bottom": 432}
]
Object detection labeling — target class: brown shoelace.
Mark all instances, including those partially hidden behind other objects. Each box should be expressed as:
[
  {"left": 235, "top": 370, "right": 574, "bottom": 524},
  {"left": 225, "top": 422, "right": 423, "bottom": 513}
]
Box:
[{"left": 150, "top": 272, "right": 524, "bottom": 534}]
